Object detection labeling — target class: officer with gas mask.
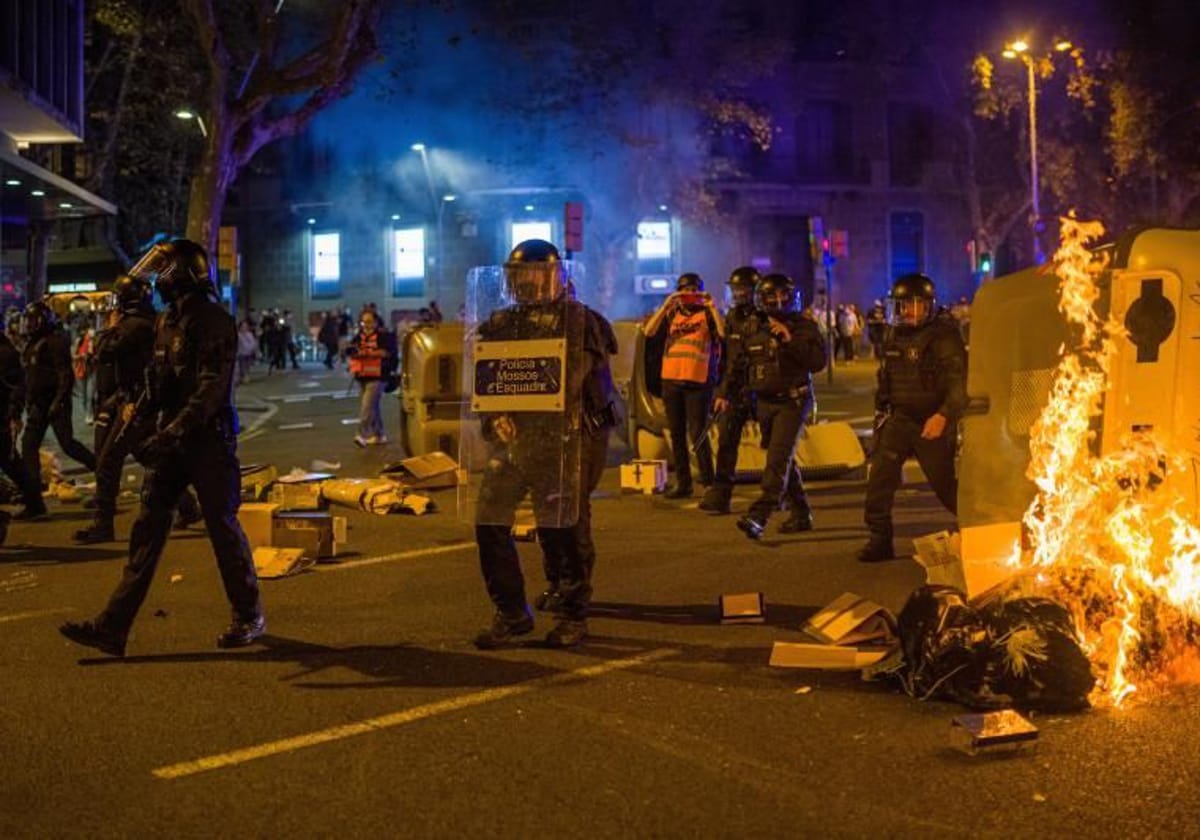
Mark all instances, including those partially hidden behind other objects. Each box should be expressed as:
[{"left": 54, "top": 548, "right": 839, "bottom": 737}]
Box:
[
  {"left": 735, "top": 273, "right": 826, "bottom": 540},
  {"left": 701, "top": 265, "right": 761, "bottom": 514},
  {"left": 20, "top": 300, "right": 96, "bottom": 493},
  {"left": 73, "top": 274, "right": 201, "bottom": 544},
  {"left": 60, "top": 239, "right": 264, "bottom": 657},
  {"left": 468, "top": 240, "right": 592, "bottom": 649},
  {"left": 858, "top": 273, "right": 967, "bottom": 563}
]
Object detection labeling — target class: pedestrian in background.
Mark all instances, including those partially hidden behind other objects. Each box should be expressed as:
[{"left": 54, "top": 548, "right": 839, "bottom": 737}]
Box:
[
  {"left": 317, "top": 311, "right": 340, "bottom": 370},
  {"left": 866, "top": 299, "right": 887, "bottom": 360},
  {"left": 642, "top": 272, "right": 723, "bottom": 498},
  {"left": 236, "top": 319, "right": 258, "bottom": 384},
  {"left": 347, "top": 308, "right": 396, "bottom": 447}
]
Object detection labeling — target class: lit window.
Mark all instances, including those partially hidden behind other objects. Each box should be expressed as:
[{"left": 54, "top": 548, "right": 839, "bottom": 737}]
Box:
[
  {"left": 511, "top": 221, "right": 552, "bottom": 250},
  {"left": 391, "top": 227, "right": 425, "bottom": 298},
  {"left": 636, "top": 222, "right": 672, "bottom": 260},
  {"left": 310, "top": 231, "right": 341, "bottom": 298}
]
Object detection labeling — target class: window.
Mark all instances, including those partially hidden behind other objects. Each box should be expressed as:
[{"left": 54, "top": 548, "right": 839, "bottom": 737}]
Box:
[
  {"left": 391, "top": 227, "right": 425, "bottom": 298},
  {"left": 888, "top": 103, "right": 933, "bottom": 187},
  {"left": 310, "top": 231, "right": 340, "bottom": 299},
  {"left": 511, "top": 221, "right": 552, "bottom": 251},
  {"left": 795, "top": 102, "right": 854, "bottom": 182},
  {"left": 889, "top": 211, "right": 924, "bottom": 280}
]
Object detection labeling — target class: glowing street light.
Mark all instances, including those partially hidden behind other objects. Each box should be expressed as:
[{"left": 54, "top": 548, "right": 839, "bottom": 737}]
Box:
[{"left": 174, "top": 108, "right": 208, "bottom": 138}]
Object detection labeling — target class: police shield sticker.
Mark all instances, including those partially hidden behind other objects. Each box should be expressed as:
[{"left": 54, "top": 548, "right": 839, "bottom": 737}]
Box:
[{"left": 471, "top": 338, "right": 567, "bottom": 412}]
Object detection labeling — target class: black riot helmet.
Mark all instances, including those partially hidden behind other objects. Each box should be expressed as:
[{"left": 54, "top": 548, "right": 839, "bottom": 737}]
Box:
[
  {"left": 676, "top": 272, "right": 703, "bottom": 293},
  {"left": 129, "top": 238, "right": 216, "bottom": 305},
  {"left": 726, "top": 265, "right": 759, "bottom": 308},
  {"left": 756, "top": 273, "right": 798, "bottom": 314},
  {"left": 504, "top": 238, "right": 565, "bottom": 304},
  {"left": 889, "top": 272, "right": 936, "bottom": 327},
  {"left": 22, "top": 300, "right": 59, "bottom": 338},
  {"left": 112, "top": 273, "right": 154, "bottom": 313}
]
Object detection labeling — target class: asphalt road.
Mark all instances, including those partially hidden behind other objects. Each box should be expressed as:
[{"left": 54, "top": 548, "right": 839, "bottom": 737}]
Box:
[{"left": 3, "top": 359, "right": 1198, "bottom": 838}]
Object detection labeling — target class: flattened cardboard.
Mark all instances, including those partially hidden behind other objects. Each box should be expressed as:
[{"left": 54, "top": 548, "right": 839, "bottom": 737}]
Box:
[
  {"left": 253, "top": 546, "right": 313, "bottom": 579},
  {"left": 384, "top": 451, "right": 462, "bottom": 490},
  {"left": 270, "top": 482, "right": 325, "bottom": 511},
  {"left": 240, "top": 464, "right": 278, "bottom": 501},
  {"left": 803, "top": 592, "right": 896, "bottom": 646},
  {"left": 620, "top": 459, "right": 667, "bottom": 494},
  {"left": 238, "top": 502, "right": 280, "bottom": 550},
  {"left": 719, "top": 592, "right": 766, "bottom": 624},
  {"left": 769, "top": 642, "right": 889, "bottom": 670}
]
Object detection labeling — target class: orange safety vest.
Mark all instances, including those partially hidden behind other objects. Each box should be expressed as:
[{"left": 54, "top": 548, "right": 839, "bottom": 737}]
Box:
[
  {"left": 661, "top": 309, "right": 716, "bottom": 385},
  {"left": 349, "top": 331, "right": 384, "bottom": 378}
]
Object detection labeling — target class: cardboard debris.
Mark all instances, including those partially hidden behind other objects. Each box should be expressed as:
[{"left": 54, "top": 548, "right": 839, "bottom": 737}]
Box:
[
  {"left": 277, "top": 469, "right": 336, "bottom": 484},
  {"left": 912, "top": 531, "right": 967, "bottom": 593},
  {"left": 253, "top": 546, "right": 315, "bottom": 579},
  {"left": 950, "top": 709, "right": 1039, "bottom": 756},
  {"left": 960, "top": 522, "right": 1023, "bottom": 599},
  {"left": 620, "top": 459, "right": 667, "bottom": 494},
  {"left": 803, "top": 592, "right": 897, "bottom": 646},
  {"left": 240, "top": 464, "right": 278, "bottom": 501},
  {"left": 769, "top": 642, "right": 890, "bottom": 670},
  {"left": 512, "top": 523, "right": 538, "bottom": 542},
  {"left": 272, "top": 512, "right": 346, "bottom": 559},
  {"left": 719, "top": 592, "right": 766, "bottom": 624},
  {"left": 381, "top": 451, "right": 464, "bottom": 490},
  {"left": 320, "top": 477, "right": 425, "bottom": 514},
  {"left": 270, "top": 482, "right": 325, "bottom": 511},
  {"left": 238, "top": 502, "right": 281, "bottom": 550}
]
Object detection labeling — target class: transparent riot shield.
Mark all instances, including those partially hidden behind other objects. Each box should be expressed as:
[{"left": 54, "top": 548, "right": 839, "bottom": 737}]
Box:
[{"left": 459, "top": 260, "right": 585, "bottom": 528}]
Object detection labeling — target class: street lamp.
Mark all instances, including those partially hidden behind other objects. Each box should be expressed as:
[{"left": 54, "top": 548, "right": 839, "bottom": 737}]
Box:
[
  {"left": 411, "top": 142, "right": 451, "bottom": 300},
  {"left": 174, "top": 108, "right": 208, "bottom": 138},
  {"left": 1001, "top": 37, "right": 1072, "bottom": 265}
]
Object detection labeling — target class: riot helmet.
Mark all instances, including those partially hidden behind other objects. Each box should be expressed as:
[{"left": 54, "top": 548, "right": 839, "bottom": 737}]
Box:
[
  {"left": 888, "top": 272, "right": 936, "bottom": 327},
  {"left": 676, "top": 272, "right": 703, "bottom": 293},
  {"left": 726, "top": 265, "right": 759, "bottom": 308},
  {"left": 756, "top": 273, "right": 798, "bottom": 314},
  {"left": 129, "top": 238, "right": 216, "bottom": 305},
  {"left": 22, "top": 300, "right": 58, "bottom": 338},
  {"left": 112, "top": 273, "right": 154, "bottom": 313},
  {"left": 504, "top": 239, "right": 565, "bottom": 304}
]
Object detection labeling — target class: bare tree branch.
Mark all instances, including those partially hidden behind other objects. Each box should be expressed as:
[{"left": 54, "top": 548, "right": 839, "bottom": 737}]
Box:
[{"left": 182, "top": 0, "right": 230, "bottom": 114}]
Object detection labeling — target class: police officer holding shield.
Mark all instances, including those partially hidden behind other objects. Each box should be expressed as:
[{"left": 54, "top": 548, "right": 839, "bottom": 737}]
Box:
[
  {"left": 0, "top": 328, "right": 46, "bottom": 519},
  {"left": 735, "top": 273, "right": 826, "bottom": 540},
  {"left": 701, "top": 265, "right": 761, "bottom": 514},
  {"left": 858, "top": 273, "right": 967, "bottom": 563},
  {"left": 60, "top": 239, "right": 264, "bottom": 656},
  {"left": 469, "top": 239, "right": 592, "bottom": 649}
]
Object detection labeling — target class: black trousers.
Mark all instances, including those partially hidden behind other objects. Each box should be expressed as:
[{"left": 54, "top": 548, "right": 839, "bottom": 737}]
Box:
[
  {"left": 863, "top": 413, "right": 958, "bottom": 540},
  {"left": 748, "top": 395, "right": 812, "bottom": 522},
  {"left": 539, "top": 427, "right": 609, "bottom": 619},
  {"left": 712, "top": 396, "right": 753, "bottom": 491},
  {"left": 662, "top": 381, "right": 714, "bottom": 488},
  {"left": 92, "top": 405, "right": 200, "bottom": 523},
  {"left": 0, "top": 421, "right": 44, "bottom": 510},
  {"left": 97, "top": 433, "right": 262, "bottom": 637},
  {"left": 22, "top": 402, "right": 95, "bottom": 489}
]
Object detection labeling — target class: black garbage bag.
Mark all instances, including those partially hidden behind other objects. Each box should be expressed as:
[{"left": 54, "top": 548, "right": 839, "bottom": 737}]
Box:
[
  {"left": 979, "top": 597, "right": 1095, "bottom": 712},
  {"left": 895, "top": 585, "right": 1007, "bottom": 709}
]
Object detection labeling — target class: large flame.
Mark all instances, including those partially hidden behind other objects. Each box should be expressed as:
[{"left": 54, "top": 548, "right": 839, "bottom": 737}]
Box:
[{"left": 1017, "top": 216, "right": 1200, "bottom": 706}]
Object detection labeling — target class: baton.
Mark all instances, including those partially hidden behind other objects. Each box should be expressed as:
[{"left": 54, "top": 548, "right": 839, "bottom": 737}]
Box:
[{"left": 690, "top": 409, "right": 723, "bottom": 454}]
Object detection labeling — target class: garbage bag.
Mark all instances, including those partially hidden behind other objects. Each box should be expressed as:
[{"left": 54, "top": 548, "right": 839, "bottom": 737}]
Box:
[
  {"left": 980, "top": 597, "right": 1094, "bottom": 712},
  {"left": 895, "top": 585, "right": 1002, "bottom": 709}
]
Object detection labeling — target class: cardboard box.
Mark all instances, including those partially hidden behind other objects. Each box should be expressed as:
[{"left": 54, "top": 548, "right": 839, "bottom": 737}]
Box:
[
  {"left": 253, "top": 546, "right": 313, "bottom": 579},
  {"left": 240, "top": 464, "right": 278, "bottom": 501},
  {"left": 620, "top": 459, "right": 667, "bottom": 494},
  {"left": 912, "top": 530, "right": 968, "bottom": 593},
  {"left": 960, "top": 522, "right": 1023, "bottom": 599},
  {"left": 383, "top": 451, "right": 463, "bottom": 490},
  {"left": 269, "top": 482, "right": 325, "bottom": 511},
  {"left": 238, "top": 502, "right": 281, "bottom": 550},
  {"left": 951, "top": 710, "right": 1039, "bottom": 756},
  {"left": 719, "top": 592, "right": 766, "bottom": 624},
  {"left": 769, "top": 641, "right": 890, "bottom": 670},
  {"left": 272, "top": 512, "right": 345, "bottom": 559},
  {"left": 803, "top": 592, "right": 896, "bottom": 646}
]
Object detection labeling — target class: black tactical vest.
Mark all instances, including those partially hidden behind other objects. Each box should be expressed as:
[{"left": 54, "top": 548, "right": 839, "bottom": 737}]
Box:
[{"left": 882, "top": 322, "right": 947, "bottom": 418}]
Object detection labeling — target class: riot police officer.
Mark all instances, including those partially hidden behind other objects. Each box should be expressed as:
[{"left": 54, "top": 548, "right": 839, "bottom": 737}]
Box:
[
  {"left": 471, "top": 239, "right": 593, "bottom": 649},
  {"left": 701, "top": 265, "right": 761, "bottom": 514},
  {"left": 735, "top": 274, "right": 827, "bottom": 540},
  {"left": 858, "top": 273, "right": 967, "bottom": 563},
  {"left": 20, "top": 300, "right": 96, "bottom": 492},
  {"left": 60, "top": 239, "right": 264, "bottom": 656},
  {"left": 73, "top": 275, "right": 200, "bottom": 544},
  {"left": 0, "top": 328, "right": 47, "bottom": 519}
]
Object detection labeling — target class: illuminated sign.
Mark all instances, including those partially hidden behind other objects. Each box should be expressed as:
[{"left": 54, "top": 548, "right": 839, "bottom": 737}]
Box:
[{"left": 636, "top": 222, "right": 671, "bottom": 260}]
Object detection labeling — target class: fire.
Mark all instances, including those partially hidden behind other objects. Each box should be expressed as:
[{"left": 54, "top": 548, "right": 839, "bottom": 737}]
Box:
[{"left": 1016, "top": 215, "right": 1200, "bottom": 706}]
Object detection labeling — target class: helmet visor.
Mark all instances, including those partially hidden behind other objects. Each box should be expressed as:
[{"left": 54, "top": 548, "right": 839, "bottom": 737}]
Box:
[
  {"left": 758, "top": 287, "right": 793, "bottom": 313},
  {"left": 725, "top": 283, "right": 754, "bottom": 308},
  {"left": 889, "top": 297, "right": 932, "bottom": 326},
  {"left": 503, "top": 261, "right": 565, "bottom": 304}
]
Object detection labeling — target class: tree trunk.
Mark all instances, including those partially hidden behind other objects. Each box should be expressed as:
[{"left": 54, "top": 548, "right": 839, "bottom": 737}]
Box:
[{"left": 184, "top": 120, "right": 235, "bottom": 255}]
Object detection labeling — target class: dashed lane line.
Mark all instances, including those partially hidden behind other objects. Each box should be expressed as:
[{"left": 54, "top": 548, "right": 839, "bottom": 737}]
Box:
[
  {"left": 313, "top": 542, "right": 476, "bottom": 572},
  {"left": 0, "top": 607, "right": 73, "bottom": 624},
  {"left": 152, "top": 647, "right": 677, "bottom": 779}
]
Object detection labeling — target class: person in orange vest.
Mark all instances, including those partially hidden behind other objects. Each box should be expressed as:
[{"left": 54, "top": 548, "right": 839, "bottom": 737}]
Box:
[
  {"left": 347, "top": 309, "right": 397, "bottom": 447},
  {"left": 642, "top": 273, "right": 723, "bottom": 497}
]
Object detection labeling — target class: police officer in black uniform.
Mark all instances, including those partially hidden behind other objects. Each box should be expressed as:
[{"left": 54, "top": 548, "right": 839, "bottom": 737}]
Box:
[
  {"left": 20, "top": 301, "right": 96, "bottom": 492},
  {"left": 73, "top": 275, "right": 201, "bottom": 544},
  {"left": 0, "top": 328, "right": 47, "bottom": 519},
  {"left": 735, "top": 273, "right": 827, "bottom": 540},
  {"left": 472, "top": 240, "right": 593, "bottom": 649},
  {"left": 701, "top": 265, "right": 761, "bottom": 514},
  {"left": 534, "top": 281, "right": 619, "bottom": 629},
  {"left": 858, "top": 273, "right": 967, "bottom": 563},
  {"left": 60, "top": 239, "right": 264, "bottom": 657}
]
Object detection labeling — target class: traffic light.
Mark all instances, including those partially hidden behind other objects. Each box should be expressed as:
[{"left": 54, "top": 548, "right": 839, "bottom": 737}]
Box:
[{"left": 978, "top": 251, "right": 993, "bottom": 276}]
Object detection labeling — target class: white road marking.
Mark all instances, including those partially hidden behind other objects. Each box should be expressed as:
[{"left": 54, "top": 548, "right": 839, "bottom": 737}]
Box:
[
  {"left": 0, "top": 607, "right": 73, "bottom": 624},
  {"left": 340, "top": 418, "right": 359, "bottom": 425},
  {"left": 153, "top": 647, "right": 677, "bottom": 780},
  {"left": 278, "top": 422, "right": 315, "bottom": 431},
  {"left": 237, "top": 399, "right": 278, "bottom": 443},
  {"left": 283, "top": 396, "right": 311, "bottom": 404},
  {"left": 313, "top": 542, "right": 476, "bottom": 572},
  {"left": 265, "top": 390, "right": 346, "bottom": 401}
]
